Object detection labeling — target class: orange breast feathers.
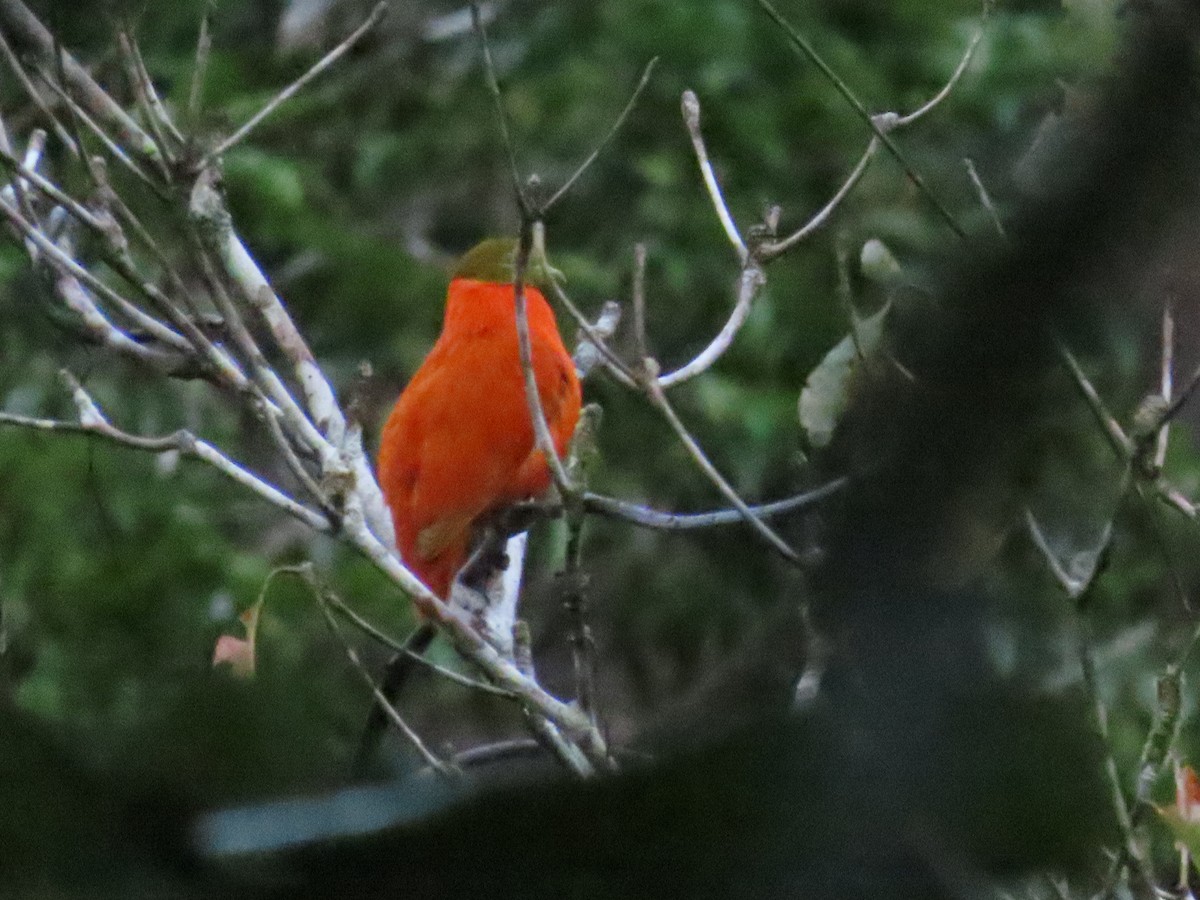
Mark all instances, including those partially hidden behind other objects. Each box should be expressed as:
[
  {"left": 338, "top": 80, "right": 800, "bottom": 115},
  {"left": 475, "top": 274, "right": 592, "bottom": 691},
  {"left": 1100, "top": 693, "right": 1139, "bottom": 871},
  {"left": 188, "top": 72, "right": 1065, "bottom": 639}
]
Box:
[{"left": 377, "top": 277, "right": 582, "bottom": 599}]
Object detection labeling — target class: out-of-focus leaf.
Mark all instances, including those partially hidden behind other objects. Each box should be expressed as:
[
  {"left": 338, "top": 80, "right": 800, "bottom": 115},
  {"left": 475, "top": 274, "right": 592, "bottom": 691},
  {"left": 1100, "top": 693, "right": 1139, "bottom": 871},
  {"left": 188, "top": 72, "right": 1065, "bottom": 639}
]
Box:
[
  {"left": 212, "top": 594, "right": 265, "bottom": 678},
  {"left": 798, "top": 303, "right": 889, "bottom": 448},
  {"left": 859, "top": 238, "right": 903, "bottom": 285}
]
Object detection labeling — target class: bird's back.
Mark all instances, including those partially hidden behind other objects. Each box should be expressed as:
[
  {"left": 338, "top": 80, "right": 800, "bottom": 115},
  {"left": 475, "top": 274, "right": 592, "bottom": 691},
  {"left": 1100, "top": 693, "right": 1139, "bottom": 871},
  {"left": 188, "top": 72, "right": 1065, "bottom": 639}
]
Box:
[{"left": 378, "top": 278, "right": 581, "bottom": 598}]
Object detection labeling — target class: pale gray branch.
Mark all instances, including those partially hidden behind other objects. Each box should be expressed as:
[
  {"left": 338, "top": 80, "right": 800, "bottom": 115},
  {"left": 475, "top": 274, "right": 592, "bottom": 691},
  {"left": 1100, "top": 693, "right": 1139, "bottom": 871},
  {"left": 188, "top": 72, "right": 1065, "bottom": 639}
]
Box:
[
  {"left": 0, "top": 377, "right": 331, "bottom": 532},
  {"left": 644, "top": 376, "right": 799, "bottom": 562},
  {"left": 681, "top": 89, "right": 747, "bottom": 262},
  {"left": 656, "top": 263, "right": 764, "bottom": 389}
]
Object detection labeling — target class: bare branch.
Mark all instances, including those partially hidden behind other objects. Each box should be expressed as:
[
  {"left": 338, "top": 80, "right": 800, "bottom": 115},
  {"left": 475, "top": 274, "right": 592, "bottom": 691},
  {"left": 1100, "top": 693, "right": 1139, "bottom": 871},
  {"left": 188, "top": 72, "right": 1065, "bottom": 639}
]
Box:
[
  {"left": 1025, "top": 508, "right": 1115, "bottom": 601},
  {"left": 643, "top": 377, "right": 799, "bottom": 562},
  {"left": 513, "top": 222, "right": 575, "bottom": 495},
  {"left": 0, "top": 189, "right": 191, "bottom": 353},
  {"left": 449, "top": 738, "right": 543, "bottom": 769},
  {"left": 470, "top": 0, "right": 527, "bottom": 216},
  {"left": 1057, "top": 340, "right": 1134, "bottom": 460},
  {"left": 543, "top": 56, "right": 658, "bottom": 213},
  {"left": 124, "top": 25, "right": 185, "bottom": 146},
  {"left": 0, "top": 142, "right": 103, "bottom": 231},
  {"left": 0, "top": 375, "right": 331, "bottom": 532},
  {"left": 341, "top": 519, "right": 610, "bottom": 770},
  {"left": 325, "top": 605, "right": 521, "bottom": 701},
  {"left": 0, "top": 31, "right": 77, "bottom": 153},
  {"left": 0, "top": 0, "right": 160, "bottom": 162},
  {"left": 114, "top": 27, "right": 178, "bottom": 162},
  {"left": 631, "top": 242, "right": 649, "bottom": 364},
  {"left": 188, "top": 3, "right": 214, "bottom": 125},
  {"left": 583, "top": 476, "right": 849, "bottom": 531},
  {"left": 964, "top": 157, "right": 1006, "bottom": 239},
  {"left": 189, "top": 170, "right": 343, "bottom": 452},
  {"left": 35, "top": 73, "right": 165, "bottom": 192},
  {"left": 761, "top": 3, "right": 988, "bottom": 261},
  {"left": 306, "top": 567, "right": 457, "bottom": 779},
  {"left": 1075, "top": 612, "right": 1154, "bottom": 892},
  {"left": 1024, "top": 481, "right": 1155, "bottom": 891},
  {"left": 1156, "top": 296, "right": 1175, "bottom": 472},
  {"left": 895, "top": 1, "right": 990, "bottom": 127},
  {"left": 1157, "top": 340, "right": 1200, "bottom": 431},
  {"left": 202, "top": 2, "right": 386, "bottom": 164},
  {"left": 569, "top": 298, "right": 629, "bottom": 382},
  {"left": 656, "top": 262, "right": 765, "bottom": 389},
  {"left": 681, "top": 89, "right": 747, "bottom": 261},
  {"left": 760, "top": 139, "right": 878, "bottom": 261},
  {"left": 513, "top": 622, "right": 596, "bottom": 777},
  {"left": 552, "top": 281, "right": 637, "bottom": 386},
  {"left": 753, "top": 0, "right": 966, "bottom": 238}
]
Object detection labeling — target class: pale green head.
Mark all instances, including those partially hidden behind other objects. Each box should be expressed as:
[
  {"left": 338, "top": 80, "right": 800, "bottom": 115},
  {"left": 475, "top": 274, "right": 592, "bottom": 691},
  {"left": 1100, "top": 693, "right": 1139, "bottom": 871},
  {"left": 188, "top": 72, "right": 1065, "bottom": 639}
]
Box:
[{"left": 451, "top": 237, "right": 564, "bottom": 292}]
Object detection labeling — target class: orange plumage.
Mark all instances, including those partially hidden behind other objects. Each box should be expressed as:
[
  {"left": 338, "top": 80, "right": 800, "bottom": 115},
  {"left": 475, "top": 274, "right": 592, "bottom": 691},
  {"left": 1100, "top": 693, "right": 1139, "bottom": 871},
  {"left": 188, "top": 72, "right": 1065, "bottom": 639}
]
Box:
[{"left": 377, "top": 242, "right": 581, "bottom": 599}]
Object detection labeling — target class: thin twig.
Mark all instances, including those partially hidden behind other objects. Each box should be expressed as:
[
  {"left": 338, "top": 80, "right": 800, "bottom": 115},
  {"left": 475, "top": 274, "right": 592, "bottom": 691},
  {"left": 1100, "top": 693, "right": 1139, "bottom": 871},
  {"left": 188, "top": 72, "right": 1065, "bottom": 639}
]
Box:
[
  {"left": 450, "top": 738, "right": 544, "bottom": 769},
  {"left": 656, "top": 262, "right": 765, "bottom": 389},
  {"left": 562, "top": 516, "right": 597, "bottom": 721},
  {"left": 2, "top": 129, "right": 43, "bottom": 243},
  {"left": 1025, "top": 489, "right": 1156, "bottom": 892},
  {"left": 833, "top": 231, "right": 866, "bottom": 360},
  {"left": 543, "top": 56, "right": 658, "bottom": 213},
  {"left": 1075, "top": 613, "right": 1156, "bottom": 893},
  {"left": 644, "top": 377, "right": 799, "bottom": 562},
  {"left": 1157, "top": 345, "right": 1200, "bottom": 431},
  {"left": 0, "top": 30, "right": 77, "bottom": 153},
  {"left": 631, "top": 242, "right": 649, "bottom": 364},
  {"left": 325, "top": 592, "right": 515, "bottom": 698},
  {"left": 681, "top": 89, "right": 747, "bottom": 261},
  {"left": 115, "top": 27, "right": 175, "bottom": 164},
  {"left": 188, "top": 3, "right": 213, "bottom": 126},
  {"left": 964, "top": 157, "right": 1005, "bottom": 239},
  {"left": 0, "top": 380, "right": 331, "bottom": 532},
  {"left": 0, "top": 191, "right": 189, "bottom": 351},
  {"left": 344, "top": 519, "right": 609, "bottom": 771},
  {"left": 1156, "top": 296, "right": 1175, "bottom": 472},
  {"left": 513, "top": 621, "right": 596, "bottom": 777},
  {"left": 470, "top": 0, "right": 527, "bottom": 216},
  {"left": 551, "top": 281, "right": 637, "bottom": 386},
  {"left": 895, "top": 1, "right": 990, "bottom": 127},
  {"left": 304, "top": 567, "right": 457, "bottom": 778},
  {"left": 561, "top": 410, "right": 603, "bottom": 728},
  {"left": 1057, "top": 340, "right": 1134, "bottom": 460},
  {"left": 762, "top": 2, "right": 989, "bottom": 260},
  {"left": 760, "top": 139, "right": 878, "bottom": 261},
  {"left": 0, "top": 0, "right": 159, "bottom": 161},
  {"left": 124, "top": 24, "right": 185, "bottom": 145},
  {"left": 36, "top": 73, "right": 165, "bottom": 194},
  {"left": 202, "top": 1, "right": 387, "bottom": 164},
  {"left": 568, "top": 297, "right": 630, "bottom": 382},
  {"left": 0, "top": 143, "right": 104, "bottom": 230},
  {"left": 512, "top": 222, "right": 575, "bottom": 494},
  {"left": 754, "top": 0, "right": 966, "bottom": 238},
  {"left": 583, "top": 476, "right": 848, "bottom": 530}
]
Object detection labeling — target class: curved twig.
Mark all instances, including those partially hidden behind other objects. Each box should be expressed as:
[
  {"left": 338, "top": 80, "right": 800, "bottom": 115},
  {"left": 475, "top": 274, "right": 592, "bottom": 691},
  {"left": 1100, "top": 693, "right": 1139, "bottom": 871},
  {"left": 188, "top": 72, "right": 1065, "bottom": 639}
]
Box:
[{"left": 583, "top": 476, "right": 848, "bottom": 531}]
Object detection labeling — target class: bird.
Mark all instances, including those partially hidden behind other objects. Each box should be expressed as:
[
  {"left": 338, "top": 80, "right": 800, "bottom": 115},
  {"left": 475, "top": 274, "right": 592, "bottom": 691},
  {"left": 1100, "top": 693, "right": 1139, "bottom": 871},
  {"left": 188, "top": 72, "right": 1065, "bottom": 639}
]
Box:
[{"left": 376, "top": 237, "right": 582, "bottom": 601}]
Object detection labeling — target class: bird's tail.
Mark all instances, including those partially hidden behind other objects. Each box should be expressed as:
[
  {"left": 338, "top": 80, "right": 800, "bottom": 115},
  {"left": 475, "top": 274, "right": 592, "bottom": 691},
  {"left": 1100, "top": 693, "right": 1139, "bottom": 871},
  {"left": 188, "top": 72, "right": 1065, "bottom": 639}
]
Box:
[{"left": 351, "top": 622, "right": 437, "bottom": 778}]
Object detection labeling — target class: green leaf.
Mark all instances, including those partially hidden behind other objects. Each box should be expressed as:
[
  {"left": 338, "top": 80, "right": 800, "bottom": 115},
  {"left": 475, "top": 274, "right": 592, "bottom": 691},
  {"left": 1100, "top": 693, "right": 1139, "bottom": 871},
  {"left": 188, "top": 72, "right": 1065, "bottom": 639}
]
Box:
[
  {"left": 798, "top": 304, "right": 889, "bottom": 448},
  {"left": 859, "top": 238, "right": 903, "bottom": 285}
]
